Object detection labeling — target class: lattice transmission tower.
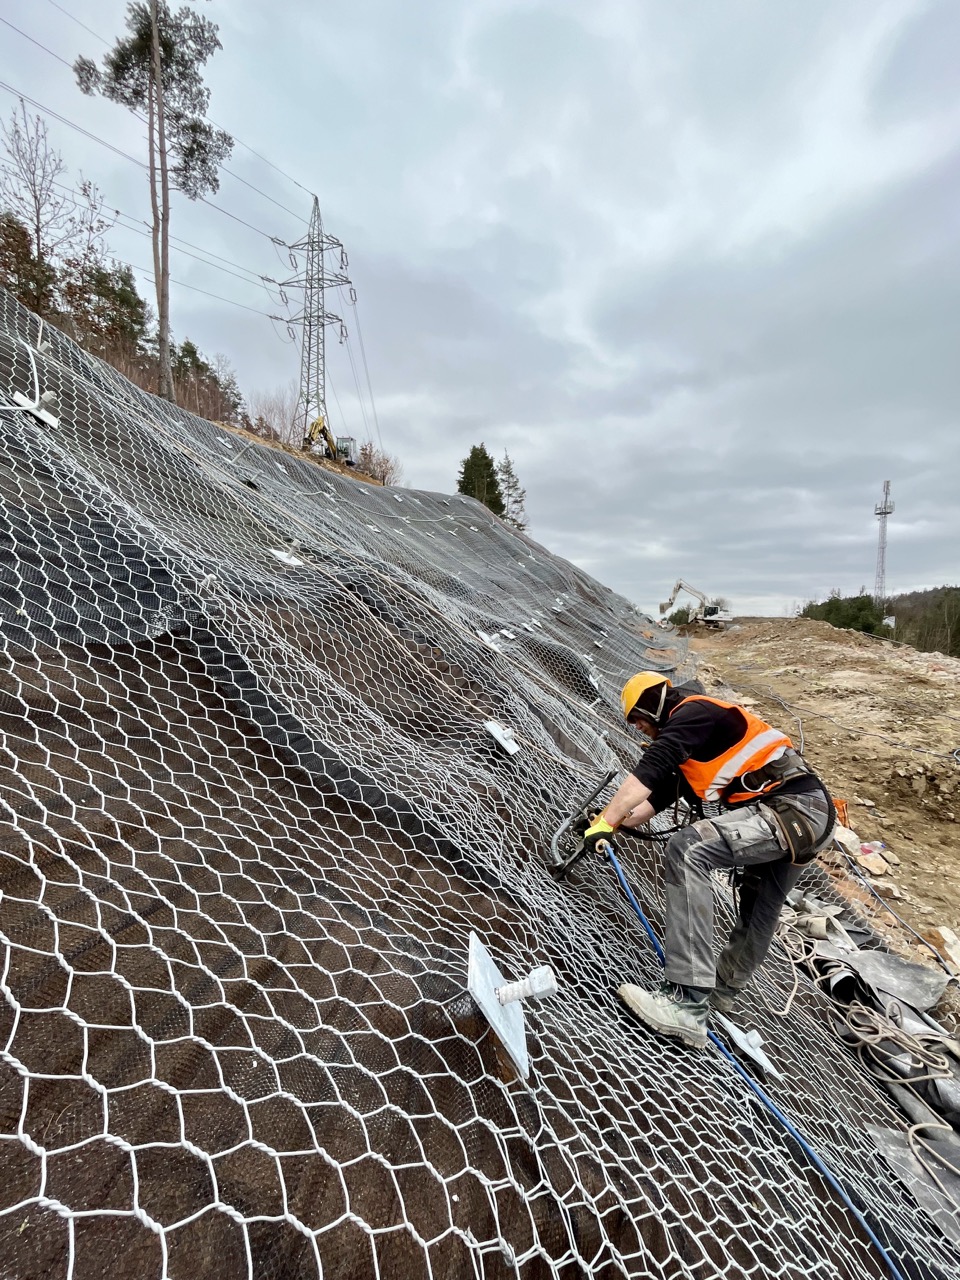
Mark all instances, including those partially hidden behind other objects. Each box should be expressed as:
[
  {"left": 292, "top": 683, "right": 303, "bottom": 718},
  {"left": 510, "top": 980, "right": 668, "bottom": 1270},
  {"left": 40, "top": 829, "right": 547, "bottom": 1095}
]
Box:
[
  {"left": 873, "top": 479, "right": 894, "bottom": 603},
  {"left": 281, "top": 196, "right": 352, "bottom": 446}
]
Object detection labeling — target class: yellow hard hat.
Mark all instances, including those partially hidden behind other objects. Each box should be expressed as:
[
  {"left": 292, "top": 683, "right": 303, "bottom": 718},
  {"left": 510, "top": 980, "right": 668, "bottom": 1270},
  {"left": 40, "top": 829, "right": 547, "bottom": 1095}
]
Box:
[{"left": 620, "top": 671, "right": 672, "bottom": 725}]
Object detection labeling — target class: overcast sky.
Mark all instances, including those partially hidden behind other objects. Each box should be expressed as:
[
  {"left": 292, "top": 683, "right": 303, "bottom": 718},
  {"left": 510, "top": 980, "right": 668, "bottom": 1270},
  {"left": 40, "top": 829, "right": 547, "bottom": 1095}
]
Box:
[{"left": 2, "top": 0, "right": 958, "bottom": 616}]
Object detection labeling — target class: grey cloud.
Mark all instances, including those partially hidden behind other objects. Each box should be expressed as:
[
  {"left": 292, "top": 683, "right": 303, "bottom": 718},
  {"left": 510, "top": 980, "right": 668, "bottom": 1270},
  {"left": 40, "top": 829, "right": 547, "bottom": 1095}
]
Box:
[
  {"left": 587, "top": 144, "right": 960, "bottom": 483},
  {"left": 1, "top": 0, "right": 956, "bottom": 619},
  {"left": 871, "top": 0, "right": 960, "bottom": 123}
]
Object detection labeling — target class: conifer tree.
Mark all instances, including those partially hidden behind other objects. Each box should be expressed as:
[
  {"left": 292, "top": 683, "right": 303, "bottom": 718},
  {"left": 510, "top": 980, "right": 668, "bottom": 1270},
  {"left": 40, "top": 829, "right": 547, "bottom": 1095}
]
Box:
[
  {"left": 1, "top": 103, "right": 111, "bottom": 317},
  {"left": 0, "top": 212, "right": 56, "bottom": 314},
  {"left": 496, "top": 451, "right": 528, "bottom": 530},
  {"left": 457, "top": 443, "right": 505, "bottom": 516},
  {"left": 75, "top": 2, "right": 233, "bottom": 401}
]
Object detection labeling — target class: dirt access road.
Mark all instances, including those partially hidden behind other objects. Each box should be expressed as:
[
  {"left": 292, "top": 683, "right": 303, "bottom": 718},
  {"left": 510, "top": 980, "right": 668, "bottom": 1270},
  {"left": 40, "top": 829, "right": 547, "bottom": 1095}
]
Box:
[{"left": 687, "top": 618, "right": 960, "bottom": 958}]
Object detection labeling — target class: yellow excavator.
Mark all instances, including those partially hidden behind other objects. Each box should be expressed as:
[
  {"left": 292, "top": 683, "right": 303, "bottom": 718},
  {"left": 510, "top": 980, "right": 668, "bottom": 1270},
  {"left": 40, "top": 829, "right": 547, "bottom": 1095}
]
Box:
[{"left": 302, "top": 414, "right": 356, "bottom": 465}]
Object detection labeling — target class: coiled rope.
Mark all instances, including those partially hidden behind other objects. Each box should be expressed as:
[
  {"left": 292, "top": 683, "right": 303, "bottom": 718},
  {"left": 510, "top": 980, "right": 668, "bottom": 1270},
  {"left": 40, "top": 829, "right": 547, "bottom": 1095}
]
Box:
[{"left": 601, "top": 840, "right": 909, "bottom": 1280}]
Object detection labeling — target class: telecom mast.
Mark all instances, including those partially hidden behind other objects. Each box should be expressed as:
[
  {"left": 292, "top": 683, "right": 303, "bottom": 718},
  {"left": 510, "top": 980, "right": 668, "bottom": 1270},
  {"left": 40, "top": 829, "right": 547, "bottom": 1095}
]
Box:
[
  {"left": 873, "top": 480, "right": 894, "bottom": 603},
  {"left": 282, "top": 196, "right": 352, "bottom": 445}
]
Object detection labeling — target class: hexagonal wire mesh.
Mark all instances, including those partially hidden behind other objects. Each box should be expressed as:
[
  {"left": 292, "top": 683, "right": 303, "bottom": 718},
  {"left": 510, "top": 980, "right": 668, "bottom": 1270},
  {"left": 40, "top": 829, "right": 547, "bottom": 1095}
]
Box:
[{"left": 0, "top": 287, "right": 956, "bottom": 1279}]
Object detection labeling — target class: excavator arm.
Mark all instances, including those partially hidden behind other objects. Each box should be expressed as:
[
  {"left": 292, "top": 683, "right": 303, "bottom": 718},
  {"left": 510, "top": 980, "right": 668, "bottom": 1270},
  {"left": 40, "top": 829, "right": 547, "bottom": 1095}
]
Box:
[
  {"left": 303, "top": 414, "right": 339, "bottom": 459},
  {"left": 659, "top": 580, "right": 732, "bottom": 628},
  {"left": 659, "top": 579, "right": 709, "bottom": 616},
  {"left": 302, "top": 416, "right": 357, "bottom": 465}
]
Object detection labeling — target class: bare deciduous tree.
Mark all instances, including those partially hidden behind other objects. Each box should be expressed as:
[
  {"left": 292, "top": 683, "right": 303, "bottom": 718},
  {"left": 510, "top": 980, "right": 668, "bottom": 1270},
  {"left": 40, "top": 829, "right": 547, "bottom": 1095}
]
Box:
[
  {"left": 357, "top": 441, "right": 404, "bottom": 486},
  {"left": 246, "top": 380, "right": 300, "bottom": 443},
  {"left": 0, "top": 100, "right": 72, "bottom": 269},
  {"left": 0, "top": 101, "right": 114, "bottom": 315}
]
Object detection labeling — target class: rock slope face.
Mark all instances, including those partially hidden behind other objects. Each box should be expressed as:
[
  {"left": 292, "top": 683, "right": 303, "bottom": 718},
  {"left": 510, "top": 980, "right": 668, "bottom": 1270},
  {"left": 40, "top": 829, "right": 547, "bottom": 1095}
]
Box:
[{"left": 0, "top": 288, "right": 956, "bottom": 1279}]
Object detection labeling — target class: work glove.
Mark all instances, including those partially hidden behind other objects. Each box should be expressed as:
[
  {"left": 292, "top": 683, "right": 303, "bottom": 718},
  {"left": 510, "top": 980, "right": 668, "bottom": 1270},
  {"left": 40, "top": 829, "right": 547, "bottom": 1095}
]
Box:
[
  {"left": 571, "top": 814, "right": 591, "bottom": 840},
  {"left": 581, "top": 815, "right": 616, "bottom": 859}
]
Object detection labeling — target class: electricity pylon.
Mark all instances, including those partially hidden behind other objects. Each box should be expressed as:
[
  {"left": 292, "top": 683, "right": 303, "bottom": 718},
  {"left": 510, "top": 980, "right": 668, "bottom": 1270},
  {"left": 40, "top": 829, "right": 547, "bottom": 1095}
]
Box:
[
  {"left": 873, "top": 480, "right": 894, "bottom": 604},
  {"left": 280, "top": 197, "right": 352, "bottom": 445}
]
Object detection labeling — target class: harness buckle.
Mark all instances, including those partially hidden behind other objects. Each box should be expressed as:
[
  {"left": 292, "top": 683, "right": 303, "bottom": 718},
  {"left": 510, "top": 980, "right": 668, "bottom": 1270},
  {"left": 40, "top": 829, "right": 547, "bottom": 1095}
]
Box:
[{"left": 736, "top": 751, "right": 811, "bottom": 796}]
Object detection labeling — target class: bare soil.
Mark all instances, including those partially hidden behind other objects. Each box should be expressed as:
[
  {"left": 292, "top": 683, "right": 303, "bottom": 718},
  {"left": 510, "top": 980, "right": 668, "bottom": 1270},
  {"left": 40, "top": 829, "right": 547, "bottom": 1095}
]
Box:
[
  {"left": 688, "top": 618, "right": 960, "bottom": 959},
  {"left": 215, "top": 419, "right": 385, "bottom": 485}
]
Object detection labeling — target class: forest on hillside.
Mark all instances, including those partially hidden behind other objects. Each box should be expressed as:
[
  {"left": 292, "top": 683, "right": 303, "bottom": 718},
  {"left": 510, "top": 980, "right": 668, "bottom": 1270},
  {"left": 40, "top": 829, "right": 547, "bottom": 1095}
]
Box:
[
  {"left": 801, "top": 587, "right": 960, "bottom": 659},
  {"left": 2, "top": 83, "right": 403, "bottom": 486},
  {"left": 0, "top": 99, "right": 247, "bottom": 427}
]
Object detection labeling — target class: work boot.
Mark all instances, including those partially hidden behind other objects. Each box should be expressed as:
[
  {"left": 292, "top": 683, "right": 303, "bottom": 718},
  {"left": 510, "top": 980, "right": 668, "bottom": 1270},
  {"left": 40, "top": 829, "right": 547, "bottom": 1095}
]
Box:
[
  {"left": 617, "top": 982, "right": 709, "bottom": 1049},
  {"left": 709, "top": 981, "right": 741, "bottom": 1015}
]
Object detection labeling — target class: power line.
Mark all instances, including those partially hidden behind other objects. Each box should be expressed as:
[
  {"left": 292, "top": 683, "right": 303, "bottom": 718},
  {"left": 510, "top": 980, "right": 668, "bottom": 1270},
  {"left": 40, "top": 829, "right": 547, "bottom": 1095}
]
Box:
[
  {"left": 44, "top": 0, "right": 104, "bottom": 48},
  {"left": 341, "top": 319, "right": 373, "bottom": 440},
  {"left": 0, "top": 15, "right": 304, "bottom": 225},
  {"left": 0, "top": 15, "right": 75, "bottom": 71},
  {"left": 213, "top": 162, "right": 302, "bottom": 221},
  {"left": 193, "top": 192, "right": 278, "bottom": 241},
  {"left": 0, "top": 77, "right": 285, "bottom": 244},
  {"left": 0, "top": 79, "right": 147, "bottom": 169},
  {"left": 133, "top": 265, "right": 279, "bottom": 318},
  {"left": 41, "top": 0, "right": 316, "bottom": 200},
  {"left": 210, "top": 119, "right": 313, "bottom": 198},
  {"left": 345, "top": 292, "right": 383, "bottom": 450},
  {"left": 0, "top": 136, "right": 287, "bottom": 316},
  {"left": 0, "top": 163, "right": 277, "bottom": 294},
  {"left": 130, "top": 215, "right": 270, "bottom": 287},
  {"left": 121, "top": 222, "right": 272, "bottom": 289}
]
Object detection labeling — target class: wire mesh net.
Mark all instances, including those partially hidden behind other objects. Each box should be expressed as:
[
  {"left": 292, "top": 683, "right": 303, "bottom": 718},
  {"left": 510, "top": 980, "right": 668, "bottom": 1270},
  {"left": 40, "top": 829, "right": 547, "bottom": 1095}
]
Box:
[{"left": 0, "top": 286, "right": 957, "bottom": 1279}]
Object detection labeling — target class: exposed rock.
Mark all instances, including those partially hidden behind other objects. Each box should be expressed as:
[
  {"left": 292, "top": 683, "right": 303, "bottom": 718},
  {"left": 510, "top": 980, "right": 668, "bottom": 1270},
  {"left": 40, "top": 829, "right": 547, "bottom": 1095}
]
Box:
[
  {"left": 857, "top": 851, "right": 891, "bottom": 876},
  {"left": 923, "top": 926, "right": 960, "bottom": 974},
  {"left": 872, "top": 879, "right": 903, "bottom": 899},
  {"left": 833, "top": 825, "right": 862, "bottom": 857}
]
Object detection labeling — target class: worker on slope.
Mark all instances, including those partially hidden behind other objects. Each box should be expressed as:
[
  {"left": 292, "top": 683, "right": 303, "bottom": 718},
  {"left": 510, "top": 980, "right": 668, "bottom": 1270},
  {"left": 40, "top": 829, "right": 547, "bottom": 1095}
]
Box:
[{"left": 582, "top": 672, "right": 836, "bottom": 1049}]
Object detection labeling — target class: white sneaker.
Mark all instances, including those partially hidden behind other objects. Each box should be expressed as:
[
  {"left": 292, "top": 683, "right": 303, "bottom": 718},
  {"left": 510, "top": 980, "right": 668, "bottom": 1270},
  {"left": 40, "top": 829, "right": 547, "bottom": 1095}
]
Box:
[{"left": 617, "top": 982, "right": 709, "bottom": 1049}]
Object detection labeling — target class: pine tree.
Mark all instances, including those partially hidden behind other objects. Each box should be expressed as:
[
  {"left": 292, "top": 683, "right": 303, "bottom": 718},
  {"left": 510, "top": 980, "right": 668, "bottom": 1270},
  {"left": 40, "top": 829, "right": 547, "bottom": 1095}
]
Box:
[
  {"left": 496, "top": 451, "right": 528, "bottom": 530},
  {"left": 0, "top": 104, "right": 111, "bottom": 317},
  {"left": 75, "top": 2, "right": 233, "bottom": 401},
  {"left": 61, "top": 260, "right": 150, "bottom": 356},
  {"left": 0, "top": 211, "right": 56, "bottom": 314},
  {"left": 457, "top": 443, "right": 505, "bottom": 516}
]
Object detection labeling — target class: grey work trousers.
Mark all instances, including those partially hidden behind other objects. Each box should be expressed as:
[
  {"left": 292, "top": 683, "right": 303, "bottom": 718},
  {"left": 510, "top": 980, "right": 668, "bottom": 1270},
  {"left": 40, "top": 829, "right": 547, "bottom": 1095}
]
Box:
[{"left": 662, "top": 788, "right": 833, "bottom": 991}]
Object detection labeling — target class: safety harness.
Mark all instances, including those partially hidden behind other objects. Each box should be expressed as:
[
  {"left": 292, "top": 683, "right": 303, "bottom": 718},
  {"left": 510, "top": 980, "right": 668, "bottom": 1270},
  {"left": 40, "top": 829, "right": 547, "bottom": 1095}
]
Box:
[
  {"left": 732, "top": 748, "right": 836, "bottom": 864},
  {"left": 674, "top": 695, "right": 793, "bottom": 804},
  {"left": 672, "top": 696, "right": 835, "bottom": 864},
  {"left": 734, "top": 746, "right": 813, "bottom": 795}
]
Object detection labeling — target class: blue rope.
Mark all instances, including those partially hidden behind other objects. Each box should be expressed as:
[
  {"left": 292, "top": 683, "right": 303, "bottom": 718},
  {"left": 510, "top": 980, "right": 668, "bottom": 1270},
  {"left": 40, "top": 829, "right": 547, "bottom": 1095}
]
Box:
[
  {"left": 604, "top": 842, "right": 665, "bottom": 963},
  {"left": 601, "top": 842, "right": 909, "bottom": 1280}
]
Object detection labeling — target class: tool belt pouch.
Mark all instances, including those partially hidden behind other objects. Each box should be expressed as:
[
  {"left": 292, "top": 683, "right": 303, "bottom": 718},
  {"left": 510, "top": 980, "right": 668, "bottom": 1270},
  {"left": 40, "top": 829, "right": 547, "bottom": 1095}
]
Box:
[
  {"left": 759, "top": 795, "right": 821, "bottom": 866},
  {"left": 740, "top": 750, "right": 811, "bottom": 793}
]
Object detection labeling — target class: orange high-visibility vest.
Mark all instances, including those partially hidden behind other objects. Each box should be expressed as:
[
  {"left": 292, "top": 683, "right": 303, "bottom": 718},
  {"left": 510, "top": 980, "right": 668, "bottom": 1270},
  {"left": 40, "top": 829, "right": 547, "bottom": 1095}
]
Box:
[{"left": 672, "top": 695, "right": 793, "bottom": 805}]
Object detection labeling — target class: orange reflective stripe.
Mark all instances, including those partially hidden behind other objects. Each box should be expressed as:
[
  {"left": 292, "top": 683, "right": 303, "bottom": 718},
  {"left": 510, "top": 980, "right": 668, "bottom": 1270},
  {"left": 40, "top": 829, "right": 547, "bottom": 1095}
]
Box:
[{"left": 672, "top": 696, "right": 793, "bottom": 804}]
